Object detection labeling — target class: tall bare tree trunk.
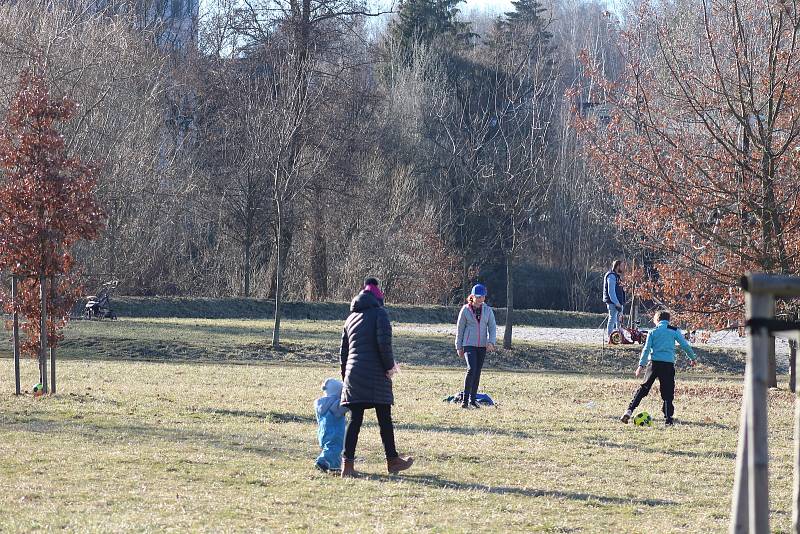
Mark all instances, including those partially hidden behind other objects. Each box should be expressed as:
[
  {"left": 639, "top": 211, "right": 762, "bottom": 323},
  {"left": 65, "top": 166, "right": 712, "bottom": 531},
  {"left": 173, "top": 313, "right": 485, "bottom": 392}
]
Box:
[
  {"left": 306, "top": 188, "right": 328, "bottom": 300},
  {"left": 244, "top": 239, "right": 252, "bottom": 298},
  {"left": 462, "top": 257, "right": 470, "bottom": 303},
  {"left": 503, "top": 253, "right": 514, "bottom": 350},
  {"left": 109, "top": 198, "right": 118, "bottom": 278},
  {"left": 267, "top": 215, "right": 293, "bottom": 299},
  {"left": 272, "top": 202, "right": 284, "bottom": 349}
]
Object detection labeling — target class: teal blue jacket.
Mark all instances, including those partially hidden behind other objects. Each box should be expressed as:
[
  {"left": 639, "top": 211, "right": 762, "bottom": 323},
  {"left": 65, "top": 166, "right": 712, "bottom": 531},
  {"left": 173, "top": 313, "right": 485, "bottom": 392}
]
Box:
[{"left": 639, "top": 320, "right": 697, "bottom": 367}]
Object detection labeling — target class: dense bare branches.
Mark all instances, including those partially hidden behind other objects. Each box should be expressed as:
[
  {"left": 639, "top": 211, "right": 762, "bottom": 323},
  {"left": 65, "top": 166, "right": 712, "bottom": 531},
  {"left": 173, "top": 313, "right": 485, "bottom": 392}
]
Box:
[
  {"left": 0, "top": 0, "right": 630, "bottom": 311},
  {"left": 580, "top": 0, "right": 800, "bottom": 327}
]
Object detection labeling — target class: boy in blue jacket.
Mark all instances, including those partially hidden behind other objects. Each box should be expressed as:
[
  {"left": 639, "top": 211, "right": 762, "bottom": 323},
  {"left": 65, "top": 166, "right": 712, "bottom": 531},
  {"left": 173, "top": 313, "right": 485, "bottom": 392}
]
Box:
[
  {"left": 621, "top": 311, "right": 697, "bottom": 426},
  {"left": 314, "top": 378, "right": 348, "bottom": 472}
]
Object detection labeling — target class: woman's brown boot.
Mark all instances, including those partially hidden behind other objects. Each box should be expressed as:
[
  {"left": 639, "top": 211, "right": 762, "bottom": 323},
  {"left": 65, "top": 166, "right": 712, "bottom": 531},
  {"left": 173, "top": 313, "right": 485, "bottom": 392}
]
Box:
[
  {"left": 341, "top": 458, "right": 356, "bottom": 478},
  {"left": 387, "top": 455, "right": 414, "bottom": 474}
]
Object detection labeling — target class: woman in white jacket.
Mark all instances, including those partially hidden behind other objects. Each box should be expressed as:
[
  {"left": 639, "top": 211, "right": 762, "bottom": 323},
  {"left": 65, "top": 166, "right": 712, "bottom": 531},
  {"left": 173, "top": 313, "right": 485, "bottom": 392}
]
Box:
[{"left": 455, "top": 284, "right": 497, "bottom": 409}]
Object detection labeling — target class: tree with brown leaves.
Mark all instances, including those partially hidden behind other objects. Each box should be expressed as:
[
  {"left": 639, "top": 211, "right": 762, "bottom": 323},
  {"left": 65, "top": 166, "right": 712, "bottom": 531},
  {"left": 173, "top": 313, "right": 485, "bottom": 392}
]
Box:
[
  {"left": 578, "top": 0, "right": 800, "bottom": 386},
  {"left": 0, "top": 71, "right": 105, "bottom": 392}
]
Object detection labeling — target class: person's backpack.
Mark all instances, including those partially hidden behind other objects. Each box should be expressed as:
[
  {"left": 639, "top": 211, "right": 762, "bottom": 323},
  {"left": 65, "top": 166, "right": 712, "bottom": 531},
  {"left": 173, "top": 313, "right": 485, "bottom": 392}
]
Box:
[{"left": 443, "top": 391, "right": 496, "bottom": 406}]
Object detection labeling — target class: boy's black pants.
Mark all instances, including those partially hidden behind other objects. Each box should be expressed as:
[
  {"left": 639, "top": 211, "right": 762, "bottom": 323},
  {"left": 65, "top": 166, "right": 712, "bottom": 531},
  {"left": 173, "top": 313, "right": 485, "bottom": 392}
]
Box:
[
  {"left": 628, "top": 361, "right": 675, "bottom": 419},
  {"left": 463, "top": 346, "right": 487, "bottom": 402},
  {"left": 343, "top": 403, "right": 398, "bottom": 460}
]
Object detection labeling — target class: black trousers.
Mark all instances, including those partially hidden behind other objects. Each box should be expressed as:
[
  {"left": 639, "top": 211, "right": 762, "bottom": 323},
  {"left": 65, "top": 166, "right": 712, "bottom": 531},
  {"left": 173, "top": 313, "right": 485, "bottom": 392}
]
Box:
[
  {"left": 343, "top": 403, "right": 398, "bottom": 460},
  {"left": 463, "top": 346, "right": 487, "bottom": 402},
  {"left": 628, "top": 361, "right": 676, "bottom": 418}
]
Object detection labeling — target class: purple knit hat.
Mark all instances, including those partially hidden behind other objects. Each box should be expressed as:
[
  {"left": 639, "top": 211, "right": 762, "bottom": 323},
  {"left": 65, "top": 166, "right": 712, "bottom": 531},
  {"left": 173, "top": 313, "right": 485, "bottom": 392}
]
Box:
[
  {"left": 364, "top": 277, "right": 385, "bottom": 301},
  {"left": 365, "top": 284, "right": 384, "bottom": 301}
]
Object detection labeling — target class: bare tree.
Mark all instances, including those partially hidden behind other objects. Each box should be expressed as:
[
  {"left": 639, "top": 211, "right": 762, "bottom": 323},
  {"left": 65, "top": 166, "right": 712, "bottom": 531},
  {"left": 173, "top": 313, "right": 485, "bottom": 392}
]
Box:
[
  {"left": 580, "top": 0, "right": 800, "bottom": 386},
  {"left": 0, "top": 1, "right": 199, "bottom": 295},
  {"left": 194, "top": 54, "right": 275, "bottom": 297},
  {"left": 548, "top": 0, "right": 624, "bottom": 310}
]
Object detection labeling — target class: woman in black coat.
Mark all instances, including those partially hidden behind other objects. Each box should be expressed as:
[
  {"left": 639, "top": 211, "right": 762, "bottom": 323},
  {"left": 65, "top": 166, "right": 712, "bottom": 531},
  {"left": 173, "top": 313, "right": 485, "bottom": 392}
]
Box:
[{"left": 339, "top": 277, "right": 414, "bottom": 478}]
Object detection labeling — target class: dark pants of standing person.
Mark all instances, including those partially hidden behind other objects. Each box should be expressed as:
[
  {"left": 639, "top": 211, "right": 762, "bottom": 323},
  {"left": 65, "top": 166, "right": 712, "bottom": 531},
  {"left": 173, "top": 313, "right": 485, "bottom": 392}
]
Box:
[
  {"left": 627, "top": 360, "right": 676, "bottom": 419},
  {"left": 343, "top": 403, "right": 398, "bottom": 460},
  {"left": 463, "top": 346, "right": 487, "bottom": 402}
]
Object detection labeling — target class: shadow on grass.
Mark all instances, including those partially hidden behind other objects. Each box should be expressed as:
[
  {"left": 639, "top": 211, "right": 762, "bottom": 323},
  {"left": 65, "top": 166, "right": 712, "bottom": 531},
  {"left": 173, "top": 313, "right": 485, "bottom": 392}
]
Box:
[
  {"left": 55, "top": 335, "right": 339, "bottom": 366},
  {"left": 587, "top": 436, "right": 735, "bottom": 459},
  {"left": 362, "top": 473, "right": 675, "bottom": 507},
  {"left": 394, "top": 421, "right": 535, "bottom": 440},
  {"left": 99, "top": 320, "right": 341, "bottom": 345},
  {"left": 265, "top": 411, "right": 316, "bottom": 424},
  {"left": 0, "top": 414, "right": 303, "bottom": 460},
  {"left": 200, "top": 408, "right": 316, "bottom": 424},
  {"left": 672, "top": 419, "right": 732, "bottom": 430}
]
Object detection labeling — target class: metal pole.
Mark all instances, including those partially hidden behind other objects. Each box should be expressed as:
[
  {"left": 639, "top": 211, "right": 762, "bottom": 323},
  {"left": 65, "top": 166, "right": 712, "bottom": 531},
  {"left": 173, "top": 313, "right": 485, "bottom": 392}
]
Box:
[
  {"left": 747, "top": 291, "right": 772, "bottom": 534},
  {"left": 39, "top": 275, "right": 48, "bottom": 394},
  {"left": 11, "top": 275, "right": 20, "bottom": 395}
]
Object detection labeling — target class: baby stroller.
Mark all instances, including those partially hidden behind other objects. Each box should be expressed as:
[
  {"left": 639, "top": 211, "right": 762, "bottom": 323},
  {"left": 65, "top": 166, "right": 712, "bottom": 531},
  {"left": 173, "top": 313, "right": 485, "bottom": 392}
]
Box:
[{"left": 84, "top": 280, "right": 118, "bottom": 320}]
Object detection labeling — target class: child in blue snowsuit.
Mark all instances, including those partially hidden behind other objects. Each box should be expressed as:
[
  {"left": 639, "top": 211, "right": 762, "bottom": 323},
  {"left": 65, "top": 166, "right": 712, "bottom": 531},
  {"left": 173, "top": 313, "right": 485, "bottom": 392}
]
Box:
[{"left": 314, "top": 378, "right": 348, "bottom": 472}]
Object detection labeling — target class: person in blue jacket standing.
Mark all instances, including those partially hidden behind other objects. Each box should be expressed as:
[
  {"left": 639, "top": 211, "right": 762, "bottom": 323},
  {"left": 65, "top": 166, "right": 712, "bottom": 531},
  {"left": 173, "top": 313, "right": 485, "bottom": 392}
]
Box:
[
  {"left": 314, "top": 378, "right": 348, "bottom": 472},
  {"left": 455, "top": 284, "right": 497, "bottom": 409},
  {"left": 603, "top": 260, "right": 626, "bottom": 341},
  {"left": 620, "top": 310, "right": 697, "bottom": 426}
]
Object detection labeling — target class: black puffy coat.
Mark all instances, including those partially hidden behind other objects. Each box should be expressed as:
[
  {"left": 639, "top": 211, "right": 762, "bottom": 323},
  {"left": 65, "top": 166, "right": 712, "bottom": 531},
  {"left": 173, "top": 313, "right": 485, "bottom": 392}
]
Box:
[{"left": 339, "top": 290, "right": 395, "bottom": 406}]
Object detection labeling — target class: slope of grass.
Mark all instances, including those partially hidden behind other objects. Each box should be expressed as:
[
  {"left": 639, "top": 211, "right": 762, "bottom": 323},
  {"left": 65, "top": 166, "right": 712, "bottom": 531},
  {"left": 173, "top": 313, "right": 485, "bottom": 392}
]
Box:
[
  {"left": 99, "top": 297, "right": 606, "bottom": 328},
  {"left": 53, "top": 318, "right": 743, "bottom": 376}
]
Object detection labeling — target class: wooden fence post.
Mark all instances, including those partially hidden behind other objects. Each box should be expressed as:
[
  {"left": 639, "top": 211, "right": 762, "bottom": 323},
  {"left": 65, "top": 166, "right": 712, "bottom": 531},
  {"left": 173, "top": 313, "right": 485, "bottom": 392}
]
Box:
[
  {"left": 793, "top": 337, "right": 800, "bottom": 533},
  {"left": 733, "top": 275, "right": 800, "bottom": 532},
  {"left": 11, "top": 275, "right": 20, "bottom": 395},
  {"left": 791, "top": 339, "right": 797, "bottom": 393},
  {"left": 747, "top": 291, "right": 772, "bottom": 534},
  {"left": 49, "top": 276, "right": 55, "bottom": 394},
  {"left": 49, "top": 346, "right": 55, "bottom": 395},
  {"left": 39, "top": 275, "right": 48, "bottom": 394},
  {"left": 730, "top": 362, "right": 750, "bottom": 533}
]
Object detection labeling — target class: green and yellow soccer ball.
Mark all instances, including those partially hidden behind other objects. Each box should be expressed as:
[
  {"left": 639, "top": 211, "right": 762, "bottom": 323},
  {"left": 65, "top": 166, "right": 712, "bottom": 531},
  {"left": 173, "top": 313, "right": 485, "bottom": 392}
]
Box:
[{"left": 633, "top": 411, "right": 653, "bottom": 427}]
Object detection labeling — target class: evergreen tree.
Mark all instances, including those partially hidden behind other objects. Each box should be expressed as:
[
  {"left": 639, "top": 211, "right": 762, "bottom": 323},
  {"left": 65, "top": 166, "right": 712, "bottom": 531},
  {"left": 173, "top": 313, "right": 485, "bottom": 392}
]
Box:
[
  {"left": 505, "top": 0, "right": 552, "bottom": 33},
  {"left": 490, "top": 0, "right": 555, "bottom": 65},
  {"left": 389, "top": 0, "right": 474, "bottom": 61}
]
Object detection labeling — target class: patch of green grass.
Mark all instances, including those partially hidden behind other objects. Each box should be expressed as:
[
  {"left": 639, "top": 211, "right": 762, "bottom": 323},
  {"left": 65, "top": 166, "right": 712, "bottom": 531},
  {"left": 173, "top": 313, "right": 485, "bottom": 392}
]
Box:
[
  {"left": 0, "top": 316, "right": 784, "bottom": 531},
  {"left": 100, "top": 297, "right": 606, "bottom": 328},
  {"left": 0, "top": 359, "right": 794, "bottom": 532}
]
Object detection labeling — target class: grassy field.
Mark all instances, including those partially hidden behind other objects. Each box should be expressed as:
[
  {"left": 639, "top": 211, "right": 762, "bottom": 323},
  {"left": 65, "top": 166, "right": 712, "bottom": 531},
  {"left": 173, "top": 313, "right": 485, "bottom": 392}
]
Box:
[
  {"left": 54, "top": 317, "right": 744, "bottom": 374},
  {"left": 0, "top": 314, "right": 795, "bottom": 532}
]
